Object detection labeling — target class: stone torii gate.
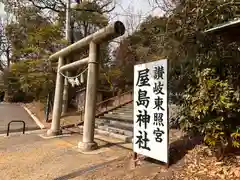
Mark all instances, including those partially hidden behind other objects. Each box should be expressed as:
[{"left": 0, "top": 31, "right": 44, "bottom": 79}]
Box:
[{"left": 47, "top": 21, "right": 125, "bottom": 151}]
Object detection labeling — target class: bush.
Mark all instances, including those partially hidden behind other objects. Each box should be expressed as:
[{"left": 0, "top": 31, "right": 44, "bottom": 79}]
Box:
[
  {"left": 7, "top": 59, "right": 55, "bottom": 102},
  {"left": 180, "top": 68, "right": 240, "bottom": 159}
]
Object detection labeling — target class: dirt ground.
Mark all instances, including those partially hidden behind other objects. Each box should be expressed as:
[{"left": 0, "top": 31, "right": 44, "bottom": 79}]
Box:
[
  {"left": 79, "top": 137, "right": 240, "bottom": 180},
  {"left": 1, "top": 127, "right": 240, "bottom": 180},
  {"left": 0, "top": 131, "right": 131, "bottom": 180},
  {"left": 79, "top": 146, "right": 240, "bottom": 180}
]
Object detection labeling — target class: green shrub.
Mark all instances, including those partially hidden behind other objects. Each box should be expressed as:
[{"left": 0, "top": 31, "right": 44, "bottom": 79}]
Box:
[{"left": 180, "top": 68, "right": 240, "bottom": 158}]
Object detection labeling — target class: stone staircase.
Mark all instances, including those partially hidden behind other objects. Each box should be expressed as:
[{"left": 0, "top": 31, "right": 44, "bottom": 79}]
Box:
[
  {"left": 75, "top": 89, "right": 180, "bottom": 143},
  {"left": 95, "top": 102, "right": 134, "bottom": 143},
  {"left": 93, "top": 101, "right": 181, "bottom": 143}
]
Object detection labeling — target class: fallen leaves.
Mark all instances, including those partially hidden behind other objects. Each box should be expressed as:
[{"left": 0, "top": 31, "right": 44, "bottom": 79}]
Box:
[
  {"left": 170, "top": 145, "right": 240, "bottom": 180},
  {"left": 77, "top": 130, "right": 240, "bottom": 180}
]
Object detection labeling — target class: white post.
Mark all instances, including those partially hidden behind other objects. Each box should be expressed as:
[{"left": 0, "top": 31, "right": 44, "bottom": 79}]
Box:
[
  {"left": 62, "top": 0, "right": 71, "bottom": 115},
  {"left": 65, "top": 0, "right": 71, "bottom": 41},
  {"left": 78, "top": 41, "right": 99, "bottom": 151},
  {"left": 47, "top": 57, "right": 64, "bottom": 136}
]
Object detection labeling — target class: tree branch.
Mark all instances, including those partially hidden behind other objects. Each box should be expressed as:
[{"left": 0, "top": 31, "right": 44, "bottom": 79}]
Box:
[
  {"left": 28, "top": 0, "right": 115, "bottom": 14},
  {"left": 28, "top": 0, "right": 63, "bottom": 13}
]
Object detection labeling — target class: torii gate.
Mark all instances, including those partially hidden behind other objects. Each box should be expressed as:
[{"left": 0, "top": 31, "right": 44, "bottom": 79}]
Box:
[{"left": 47, "top": 21, "right": 125, "bottom": 151}]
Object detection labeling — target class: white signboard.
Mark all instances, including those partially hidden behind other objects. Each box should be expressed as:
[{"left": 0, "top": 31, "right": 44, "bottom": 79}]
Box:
[{"left": 133, "top": 59, "right": 168, "bottom": 164}]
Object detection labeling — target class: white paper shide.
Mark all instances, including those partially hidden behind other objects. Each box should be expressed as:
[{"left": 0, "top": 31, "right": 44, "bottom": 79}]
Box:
[{"left": 133, "top": 59, "right": 168, "bottom": 163}]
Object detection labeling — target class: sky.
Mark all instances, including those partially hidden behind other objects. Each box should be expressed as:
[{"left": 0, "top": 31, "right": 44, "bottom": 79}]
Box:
[
  {"left": 112, "top": 0, "right": 163, "bottom": 19},
  {"left": 0, "top": 0, "right": 163, "bottom": 29},
  {"left": 110, "top": 0, "right": 163, "bottom": 31},
  {"left": 0, "top": 3, "right": 4, "bottom": 17}
]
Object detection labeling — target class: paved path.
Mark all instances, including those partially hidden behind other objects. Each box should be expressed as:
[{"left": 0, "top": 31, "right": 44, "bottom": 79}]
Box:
[
  {"left": 0, "top": 132, "right": 130, "bottom": 180},
  {"left": 0, "top": 103, "right": 40, "bottom": 134}
]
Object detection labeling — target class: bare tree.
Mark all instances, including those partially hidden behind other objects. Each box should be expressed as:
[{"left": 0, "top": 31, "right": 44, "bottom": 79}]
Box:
[
  {"left": 27, "top": 0, "right": 116, "bottom": 13},
  {"left": 148, "top": 0, "right": 176, "bottom": 14},
  {"left": 0, "top": 12, "right": 13, "bottom": 101}
]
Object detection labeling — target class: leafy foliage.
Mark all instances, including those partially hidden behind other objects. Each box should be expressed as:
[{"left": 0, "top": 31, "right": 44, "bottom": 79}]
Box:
[
  {"left": 112, "top": 16, "right": 167, "bottom": 90},
  {"left": 165, "top": 0, "right": 240, "bottom": 155},
  {"left": 0, "top": 0, "right": 113, "bottom": 102},
  {"left": 7, "top": 59, "right": 55, "bottom": 101},
  {"left": 5, "top": 6, "right": 63, "bottom": 61},
  {"left": 181, "top": 68, "right": 240, "bottom": 147},
  {"left": 0, "top": 5, "right": 64, "bottom": 102},
  {"left": 113, "top": 0, "right": 240, "bottom": 155}
]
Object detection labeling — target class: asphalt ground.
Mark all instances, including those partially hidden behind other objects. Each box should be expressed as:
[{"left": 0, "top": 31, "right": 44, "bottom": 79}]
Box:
[{"left": 0, "top": 103, "right": 40, "bottom": 135}]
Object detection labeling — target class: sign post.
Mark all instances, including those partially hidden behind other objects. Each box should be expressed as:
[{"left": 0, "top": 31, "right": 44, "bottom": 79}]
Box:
[{"left": 133, "top": 59, "right": 169, "bottom": 166}]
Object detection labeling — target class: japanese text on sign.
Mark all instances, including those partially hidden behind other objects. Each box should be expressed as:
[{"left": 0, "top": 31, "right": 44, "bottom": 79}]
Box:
[{"left": 133, "top": 59, "right": 168, "bottom": 164}]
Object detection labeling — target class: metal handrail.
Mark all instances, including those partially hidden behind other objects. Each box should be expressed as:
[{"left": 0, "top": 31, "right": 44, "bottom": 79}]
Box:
[
  {"left": 7, "top": 120, "right": 26, "bottom": 136},
  {"left": 95, "top": 90, "right": 133, "bottom": 114},
  {"left": 96, "top": 89, "right": 133, "bottom": 107},
  {"left": 95, "top": 99, "right": 133, "bottom": 117},
  {"left": 78, "top": 89, "right": 133, "bottom": 122}
]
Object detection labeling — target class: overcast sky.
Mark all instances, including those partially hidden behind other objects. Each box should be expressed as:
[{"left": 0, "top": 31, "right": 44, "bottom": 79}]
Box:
[
  {"left": 112, "top": 0, "right": 163, "bottom": 18},
  {"left": 0, "top": 0, "right": 163, "bottom": 27},
  {"left": 110, "top": 0, "right": 163, "bottom": 30},
  {"left": 0, "top": 3, "right": 4, "bottom": 16}
]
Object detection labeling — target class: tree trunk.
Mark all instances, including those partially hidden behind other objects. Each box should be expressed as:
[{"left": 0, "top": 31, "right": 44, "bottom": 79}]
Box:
[{"left": 3, "top": 49, "right": 10, "bottom": 102}]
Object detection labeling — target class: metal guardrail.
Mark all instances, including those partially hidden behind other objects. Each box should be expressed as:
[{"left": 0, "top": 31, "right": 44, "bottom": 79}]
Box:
[
  {"left": 7, "top": 120, "right": 26, "bottom": 136},
  {"left": 77, "top": 90, "right": 133, "bottom": 122},
  {"left": 95, "top": 90, "right": 133, "bottom": 114},
  {"left": 96, "top": 90, "right": 133, "bottom": 108}
]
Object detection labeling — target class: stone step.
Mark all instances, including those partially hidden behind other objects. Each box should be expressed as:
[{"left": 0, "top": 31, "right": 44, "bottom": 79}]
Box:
[
  {"left": 114, "top": 107, "right": 133, "bottom": 111},
  {"left": 96, "top": 117, "right": 133, "bottom": 131},
  {"left": 118, "top": 104, "right": 133, "bottom": 108},
  {"left": 95, "top": 128, "right": 133, "bottom": 143},
  {"left": 117, "top": 106, "right": 133, "bottom": 110},
  {"left": 91, "top": 102, "right": 135, "bottom": 143},
  {"left": 108, "top": 111, "right": 132, "bottom": 116},
  {"left": 115, "top": 109, "right": 132, "bottom": 113},
  {"left": 97, "top": 125, "right": 133, "bottom": 137},
  {"left": 112, "top": 109, "right": 133, "bottom": 114},
  {"left": 98, "top": 116, "right": 133, "bottom": 124},
  {"left": 111, "top": 112, "right": 133, "bottom": 117},
  {"left": 107, "top": 122, "right": 133, "bottom": 132},
  {"left": 103, "top": 113, "right": 133, "bottom": 120},
  {"left": 95, "top": 118, "right": 106, "bottom": 127},
  {"left": 123, "top": 104, "right": 133, "bottom": 107},
  {"left": 78, "top": 126, "right": 132, "bottom": 143},
  {"left": 98, "top": 115, "right": 133, "bottom": 123}
]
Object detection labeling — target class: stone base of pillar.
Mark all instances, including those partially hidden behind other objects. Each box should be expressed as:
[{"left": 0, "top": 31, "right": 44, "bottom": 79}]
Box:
[
  {"left": 78, "top": 141, "right": 98, "bottom": 152},
  {"left": 47, "top": 129, "right": 62, "bottom": 136},
  {"left": 61, "top": 112, "right": 66, "bottom": 116}
]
